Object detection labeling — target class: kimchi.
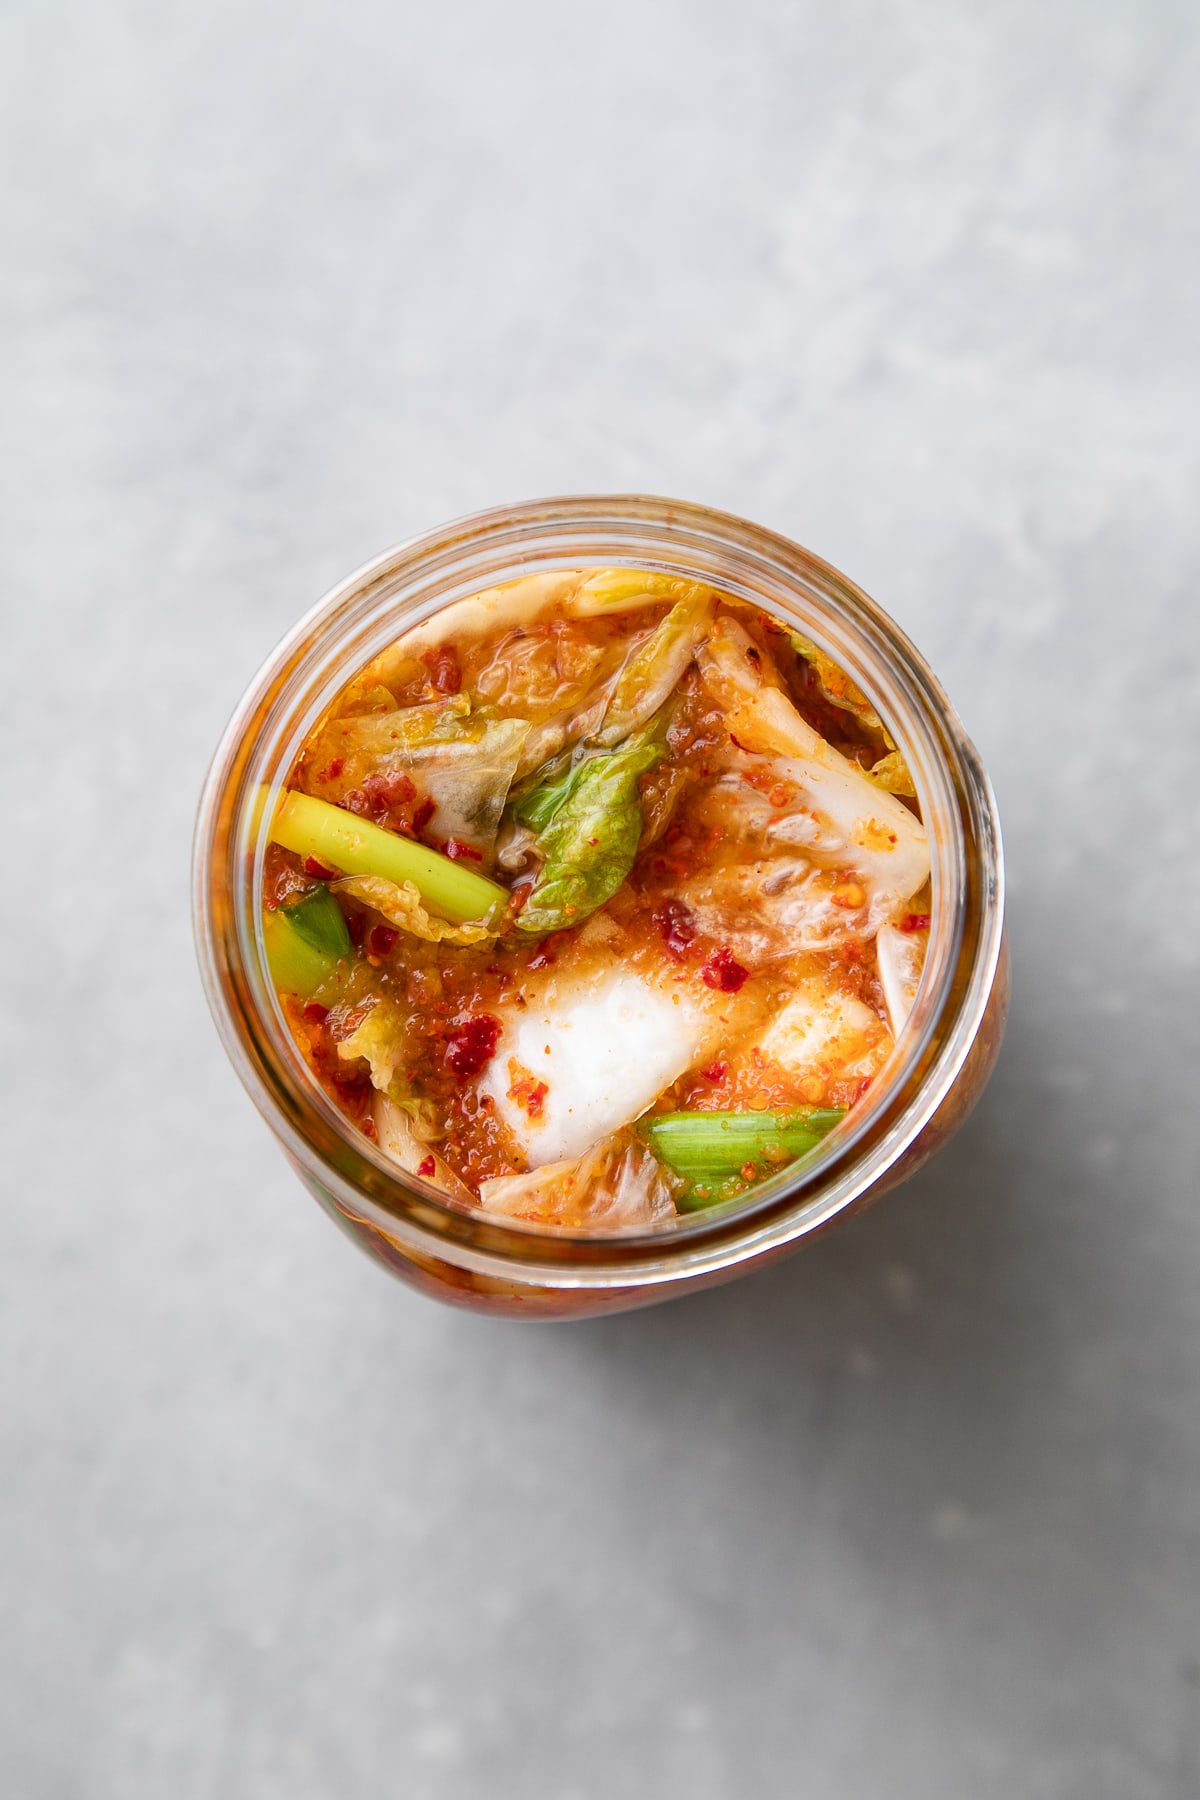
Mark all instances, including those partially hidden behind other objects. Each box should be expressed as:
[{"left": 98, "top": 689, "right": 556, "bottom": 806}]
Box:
[{"left": 260, "top": 569, "right": 932, "bottom": 1230}]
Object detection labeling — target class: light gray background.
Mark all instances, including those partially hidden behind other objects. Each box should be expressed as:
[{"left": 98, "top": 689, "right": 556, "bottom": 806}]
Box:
[{"left": 3, "top": 3, "right": 1198, "bottom": 1796}]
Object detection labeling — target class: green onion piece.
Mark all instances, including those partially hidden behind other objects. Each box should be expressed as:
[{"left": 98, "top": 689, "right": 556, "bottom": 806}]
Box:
[
  {"left": 641, "top": 1108, "right": 846, "bottom": 1209},
  {"left": 270, "top": 791, "right": 506, "bottom": 924},
  {"left": 285, "top": 883, "right": 352, "bottom": 960},
  {"left": 263, "top": 886, "right": 352, "bottom": 996}
]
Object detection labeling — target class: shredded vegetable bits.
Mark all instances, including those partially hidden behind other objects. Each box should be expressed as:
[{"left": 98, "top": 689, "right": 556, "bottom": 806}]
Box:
[{"left": 262, "top": 571, "right": 931, "bottom": 1230}]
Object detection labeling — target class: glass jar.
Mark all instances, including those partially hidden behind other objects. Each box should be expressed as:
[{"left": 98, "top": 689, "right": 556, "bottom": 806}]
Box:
[{"left": 193, "top": 495, "right": 1007, "bottom": 1318}]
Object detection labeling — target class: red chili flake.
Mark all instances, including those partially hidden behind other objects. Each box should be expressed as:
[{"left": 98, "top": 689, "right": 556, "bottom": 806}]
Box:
[
  {"left": 701, "top": 1060, "right": 728, "bottom": 1083},
  {"left": 508, "top": 1075, "right": 549, "bottom": 1118},
  {"left": 344, "top": 907, "right": 366, "bottom": 946},
  {"left": 509, "top": 880, "right": 534, "bottom": 918},
  {"left": 417, "top": 1155, "right": 436, "bottom": 1178},
  {"left": 900, "top": 912, "right": 930, "bottom": 933},
  {"left": 362, "top": 769, "right": 416, "bottom": 810},
  {"left": 339, "top": 789, "right": 372, "bottom": 817},
  {"left": 528, "top": 928, "right": 573, "bottom": 970},
  {"left": 444, "top": 837, "right": 483, "bottom": 862},
  {"left": 314, "top": 757, "right": 344, "bottom": 784},
  {"left": 412, "top": 796, "right": 437, "bottom": 835},
  {"left": 739, "top": 1161, "right": 758, "bottom": 1181},
  {"left": 653, "top": 898, "right": 696, "bottom": 960},
  {"left": 303, "top": 857, "right": 336, "bottom": 880},
  {"left": 444, "top": 1014, "right": 502, "bottom": 1081},
  {"left": 366, "top": 924, "right": 398, "bottom": 959},
  {"left": 302, "top": 1002, "right": 329, "bottom": 1024},
  {"left": 701, "top": 947, "right": 749, "bottom": 993},
  {"left": 423, "top": 646, "right": 462, "bottom": 695}
]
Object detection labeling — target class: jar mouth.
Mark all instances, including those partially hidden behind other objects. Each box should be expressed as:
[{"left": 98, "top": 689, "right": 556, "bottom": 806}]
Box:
[{"left": 193, "top": 494, "right": 1003, "bottom": 1287}]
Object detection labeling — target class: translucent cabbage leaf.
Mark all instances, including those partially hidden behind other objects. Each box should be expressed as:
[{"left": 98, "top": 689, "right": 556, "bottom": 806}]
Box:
[
  {"left": 697, "top": 619, "right": 929, "bottom": 924},
  {"left": 789, "top": 632, "right": 891, "bottom": 741},
  {"left": 476, "top": 1132, "right": 680, "bottom": 1230},
  {"left": 502, "top": 587, "right": 711, "bottom": 781},
  {"left": 565, "top": 569, "right": 691, "bottom": 617},
  {"left": 592, "top": 587, "right": 712, "bottom": 747},
  {"left": 352, "top": 572, "right": 583, "bottom": 695},
  {"left": 876, "top": 914, "right": 930, "bottom": 1036},
  {"left": 303, "top": 695, "right": 472, "bottom": 790},
  {"left": 512, "top": 690, "right": 613, "bottom": 781},
  {"left": 865, "top": 748, "right": 917, "bottom": 798},
  {"left": 673, "top": 853, "right": 877, "bottom": 958},
  {"left": 404, "top": 717, "right": 531, "bottom": 860},
  {"left": 373, "top": 1094, "right": 476, "bottom": 1206},
  {"left": 473, "top": 623, "right": 609, "bottom": 716},
  {"left": 754, "top": 982, "right": 893, "bottom": 1084},
  {"left": 637, "top": 761, "right": 690, "bottom": 849},
  {"left": 336, "top": 998, "right": 410, "bottom": 1096},
  {"left": 301, "top": 702, "right": 528, "bottom": 864},
  {"left": 333, "top": 875, "right": 500, "bottom": 945}
]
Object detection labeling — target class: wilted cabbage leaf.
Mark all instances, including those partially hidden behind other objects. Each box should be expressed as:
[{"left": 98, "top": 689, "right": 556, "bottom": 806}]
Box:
[
  {"left": 697, "top": 618, "right": 930, "bottom": 927},
  {"left": 337, "top": 998, "right": 410, "bottom": 1095},
  {"left": 333, "top": 876, "right": 499, "bottom": 944},
  {"left": 477, "top": 1132, "right": 680, "bottom": 1230},
  {"left": 876, "top": 912, "right": 930, "bottom": 1037},
  {"left": 511, "top": 752, "right": 595, "bottom": 832},
  {"left": 865, "top": 749, "right": 917, "bottom": 798},
  {"left": 304, "top": 695, "right": 471, "bottom": 781},
  {"left": 512, "top": 691, "right": 613, "bottom": 782},
  {"left": 789, "top": 632, "right": 891, "bottom": 741},
  {"left": 474, "top": 622, "right": 609, "bottom": 715},
  {"left": 504, "top": 587, "right": 711, "bottom": 781},
  {"left": 302, "top": 700, "right": 528, "bottom": 863},
  {"left": 515, "top": 740, "right": 662, "bottom": 935},
  {"left": 373, "top": 1095, "right": 475, "bottom": 1205},
  {"left": 566, "top": 569, "right": 689, "bottom": 616},
  {"left": 352, "top": 573, "right": 583, "bottom": 696},
  {"left": 405, "top": 716, "right": 530, "bottom": 860},
  {"left": 593, "top": 587, "right": 712, "bottom": 746},
  {"left": 636, "top": 760, "right": 690, "bottom": 849}
]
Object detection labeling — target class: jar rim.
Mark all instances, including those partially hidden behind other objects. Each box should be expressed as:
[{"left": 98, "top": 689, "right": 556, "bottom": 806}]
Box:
[{"left": 193, "top": 493, "right": 1004, "bottom": 1291}]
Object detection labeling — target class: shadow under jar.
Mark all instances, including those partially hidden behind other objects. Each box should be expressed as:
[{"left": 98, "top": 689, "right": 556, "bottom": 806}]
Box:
[{"left": 194, "top": 496, "right": 1008, "bottom": 1319}]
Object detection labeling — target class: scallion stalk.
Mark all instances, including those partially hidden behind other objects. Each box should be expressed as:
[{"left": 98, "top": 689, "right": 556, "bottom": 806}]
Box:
[
  {"left": 641, "top": 1108, "right": 845, "bottom": 1208},
  {"left": 270, "top": 791, "right": 506, "bottom": 924},
  {"left": 263, "top": 884, "right": 353, "bottom": 995}
]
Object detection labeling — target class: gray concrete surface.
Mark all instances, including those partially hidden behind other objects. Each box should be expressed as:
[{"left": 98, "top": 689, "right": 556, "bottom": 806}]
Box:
[{"left": 3, "top": 3, "right": 1199, "bottom": 1795}]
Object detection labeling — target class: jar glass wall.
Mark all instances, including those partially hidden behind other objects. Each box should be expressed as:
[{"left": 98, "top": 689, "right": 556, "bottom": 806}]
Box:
[{"left": 193, "top": 496, "right": 1007, "bottom": 1318}]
